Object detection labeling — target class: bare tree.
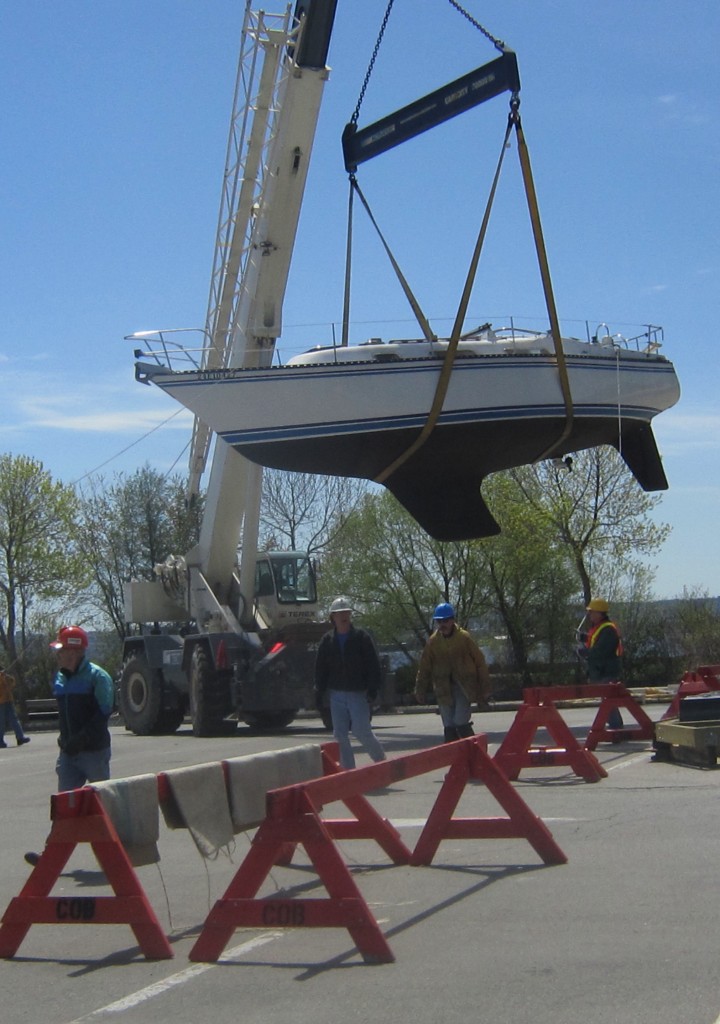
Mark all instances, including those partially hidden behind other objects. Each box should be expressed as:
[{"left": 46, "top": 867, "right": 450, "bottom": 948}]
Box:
[
  {"left": 77, "top": 465, "right": 202, "bottom": 640},
  {"left": 259, "top": 470, "right": 367, "bottom": 555}
]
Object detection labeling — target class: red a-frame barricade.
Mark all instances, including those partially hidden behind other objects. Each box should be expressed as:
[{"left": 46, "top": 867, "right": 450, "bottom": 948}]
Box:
[
  {"left": 190, "top": 737, "right": 566, "bottom": 964},
  {"left": 0, "top": 787, "right": 172, "bottom": 961},
  {"left": 494, "top": 684, "right": 655, "bottom": 781},
  {"left": 579, "top": 684, "right": 655, "bottom": 749},
  {"left": 659, "top": 665, "right": 720, "bottom": 722},
  {"left": 494, "top": 689, "right": 607, "bottom": 782},
  {"left": 1, "top": 738, "right": 567, "bottom": 966}
]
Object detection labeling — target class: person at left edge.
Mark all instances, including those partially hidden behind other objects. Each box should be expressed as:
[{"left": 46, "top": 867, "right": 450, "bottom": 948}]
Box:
[
  {"left": 23, "top": 625, "right": 114, "bottom": 866},
  {"left": 50, "top": 625, "right": 114, "bottom": 792},
  {"left": 0, "top": 663, "right": 31, "bottom": 747}
]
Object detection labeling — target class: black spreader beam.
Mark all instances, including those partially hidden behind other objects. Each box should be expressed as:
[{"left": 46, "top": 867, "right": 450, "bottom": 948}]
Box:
[{"left": 342, "top": 50, "right": 520, "bottom": 172}]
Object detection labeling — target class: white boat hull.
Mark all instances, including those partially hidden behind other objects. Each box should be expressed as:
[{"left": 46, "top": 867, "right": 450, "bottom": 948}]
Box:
[{"left": 137, "top": 337, "right": 680, "bottom": 539}]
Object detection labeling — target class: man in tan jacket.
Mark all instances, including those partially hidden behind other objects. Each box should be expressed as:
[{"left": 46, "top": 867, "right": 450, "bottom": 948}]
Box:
[
  {"left": 0, "top": 664, "right": 31, "bottom": 748},
  {"left": 414, "top": 602, "right": 491, "bottom": 742}
]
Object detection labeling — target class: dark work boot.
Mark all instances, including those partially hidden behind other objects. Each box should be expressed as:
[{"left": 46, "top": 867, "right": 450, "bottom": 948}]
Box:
[
  {"left": 443, "top": 727, "right": 459, "bottom": 743},
  {"left": 456, "top": 723, "right": 475, "bottom": 738}
]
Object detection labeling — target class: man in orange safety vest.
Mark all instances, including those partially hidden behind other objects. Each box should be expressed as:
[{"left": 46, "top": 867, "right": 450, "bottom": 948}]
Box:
[{"left": 578, "top": 597, "right": 624, "bottom": 730}]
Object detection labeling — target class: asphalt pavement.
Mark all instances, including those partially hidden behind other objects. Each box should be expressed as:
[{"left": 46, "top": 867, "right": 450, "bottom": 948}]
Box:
[{"left": 1, "top": 704, "right": 719, "bottom": 1024}]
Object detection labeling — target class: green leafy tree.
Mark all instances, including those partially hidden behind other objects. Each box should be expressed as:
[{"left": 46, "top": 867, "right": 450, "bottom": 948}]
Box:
[
  {"left": 320, "top": 489, "right": 494, "bottom": 646},
  {"left": 662, "top": 588, "right": 720, "bottom": 669},
  {"left": 0, "top": 454, "right": 88, "bottom": 696},
  {"left": 477, "top": 473, "right": 577, "bottom": 686},
  {"left": 77, "top": 465, "right": 203, "bottom": 640},
  {"left": 508, "top": 447, "right": 670, "bottom": 604}
]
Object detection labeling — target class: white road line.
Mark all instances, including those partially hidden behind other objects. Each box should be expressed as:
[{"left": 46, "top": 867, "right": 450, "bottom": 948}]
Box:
[
  {"left": 606, "top": 752, "right": 650, "bottom": 771},
  {"left": 66, "top": 932, "right": 282, "bottom": 1021},
  {"left": 390, "top": 815, "right": 585, "bottom": 826}
]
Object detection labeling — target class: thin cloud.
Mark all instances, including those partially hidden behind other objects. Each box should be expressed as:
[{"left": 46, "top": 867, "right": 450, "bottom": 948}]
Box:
[
  {"left": 657, "top": 92, "right": 711, "bottom": 127},
  {"left": 653, "top": 410, "right": 720, "bottom": 457},
  {"left": 15, "top": 397, "right": 191, "bottom": 433}
]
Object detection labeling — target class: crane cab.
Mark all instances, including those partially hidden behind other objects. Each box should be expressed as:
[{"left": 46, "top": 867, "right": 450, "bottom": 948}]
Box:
[{"left": 253, "top": 551, "right": 319, "bottom": 631}]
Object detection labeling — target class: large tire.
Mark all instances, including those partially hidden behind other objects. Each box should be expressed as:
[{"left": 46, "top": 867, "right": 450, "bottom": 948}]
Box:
[
  {"left": 189, "top": 645, "right": 235, "bottom": 737},
  {"left": 119, "top": 655, "right": 163, "bottom": 735},
  {"left": 243, "top": 710, "right": 297, "bottom": 731},
  {"left": 153, "top": 704, "right": 186, "bottom": 735}
]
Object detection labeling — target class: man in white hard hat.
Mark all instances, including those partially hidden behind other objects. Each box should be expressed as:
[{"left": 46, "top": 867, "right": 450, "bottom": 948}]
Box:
[{"left": 314, "top": 597, "right": 386, "bottom": 770}]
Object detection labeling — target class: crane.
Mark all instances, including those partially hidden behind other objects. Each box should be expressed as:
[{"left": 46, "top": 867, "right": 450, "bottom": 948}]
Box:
[{"left": 119, "top": 0, "right": 338, "bottom": 736}]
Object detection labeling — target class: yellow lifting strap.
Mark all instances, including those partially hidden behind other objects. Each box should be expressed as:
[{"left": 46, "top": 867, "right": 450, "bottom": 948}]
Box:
[
  {"left": 375, "top": 114, "right": 514, "bottom": 485},
  {"left": 374, "top": 98, "right": 574, "bottom": 487},
  {"left": 511, "top": 100, "right": 574, "bottom": 459}
]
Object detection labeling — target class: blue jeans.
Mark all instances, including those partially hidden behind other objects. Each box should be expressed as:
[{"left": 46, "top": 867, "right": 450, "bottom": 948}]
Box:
[
  {"left": 439, "top": 683, "right": 473, "bottom": 728},
  {"left": 56, "top": 746, "right": 111, "bottom": 792},
  {"left": 0, "top": 700, "right": 26, "bottom": 744},
  {"left": 329, "top": 690, "right": 386, "bottom": 770}
]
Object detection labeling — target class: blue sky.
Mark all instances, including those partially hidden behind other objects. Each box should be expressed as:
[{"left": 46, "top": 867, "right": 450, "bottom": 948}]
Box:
[{"left": 1, "top": 1, "right": 718, "bottom": 599}]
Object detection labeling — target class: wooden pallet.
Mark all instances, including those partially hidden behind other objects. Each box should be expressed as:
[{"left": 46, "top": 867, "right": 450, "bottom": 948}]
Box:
[{"left": 653, "top": 719, "right": 720, "bottom": 769}]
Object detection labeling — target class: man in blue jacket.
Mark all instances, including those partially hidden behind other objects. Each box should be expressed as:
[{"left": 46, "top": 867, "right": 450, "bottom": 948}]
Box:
[
  {"left": 24, "top": 625, "right": 115, "bottom": 867},
  {"left": 50, "top": 625, "right": 114, "bottom": 792},
  {"left": 314, "top": 597, "right": 386, "bottom": 770}
]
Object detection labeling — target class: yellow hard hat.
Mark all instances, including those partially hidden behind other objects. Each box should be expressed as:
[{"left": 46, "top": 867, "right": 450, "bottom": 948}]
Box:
[{"left": 586, "top": 598, "right": 609, "bottom": 613}]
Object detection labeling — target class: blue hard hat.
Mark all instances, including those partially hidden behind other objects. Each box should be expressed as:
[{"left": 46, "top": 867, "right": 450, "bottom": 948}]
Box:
[{"left": 433, "top": 602, "right": 455, "bottom": 620}]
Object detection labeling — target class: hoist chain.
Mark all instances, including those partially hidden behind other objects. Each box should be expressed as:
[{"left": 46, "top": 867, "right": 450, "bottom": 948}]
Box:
[
  {"left": 351, "top": 1, "right": 506, "bottom": 125},
  {"left": 350, "top": 0, "right": 396, "bottom": 125},
  {"left": 446, "top": 0, "right": 506, "bottom": 52}
]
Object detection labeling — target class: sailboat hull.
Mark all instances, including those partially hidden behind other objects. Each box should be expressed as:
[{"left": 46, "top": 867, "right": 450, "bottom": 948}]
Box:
[{"left": 137, "top": 340, "right": 680, "bottom": 540}]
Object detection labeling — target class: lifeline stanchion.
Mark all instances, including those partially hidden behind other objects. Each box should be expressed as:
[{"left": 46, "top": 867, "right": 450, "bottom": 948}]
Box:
[
  {"left": 190, "top": 737, "right": 566, "bottom": 964},
  {"left": 0, "top": 788, "right": 172, "bottom": 961},
  {"left": 494, "top": 690, "right": 607, "bottom": 782}
]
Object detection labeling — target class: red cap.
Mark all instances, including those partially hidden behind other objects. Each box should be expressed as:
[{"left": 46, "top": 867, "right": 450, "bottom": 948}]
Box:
[{"left": 49, "top": 625, "right": 89, "bottom": 651}]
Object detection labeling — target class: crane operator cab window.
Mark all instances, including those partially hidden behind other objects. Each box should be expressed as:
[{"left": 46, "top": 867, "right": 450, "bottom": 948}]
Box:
[
  {"left": 255, "top": 561, "right": 275, "bottom": 598},
  {"left": 254, "top": 553, "right": 317, "bottom": 604}
]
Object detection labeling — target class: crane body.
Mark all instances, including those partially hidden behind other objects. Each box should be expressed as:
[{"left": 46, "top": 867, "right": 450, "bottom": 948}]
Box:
[{"left": 119, "top": 0, "right": 338, "bottom": 736}]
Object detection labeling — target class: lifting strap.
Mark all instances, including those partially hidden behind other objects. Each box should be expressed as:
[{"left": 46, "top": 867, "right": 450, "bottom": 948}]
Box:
[
  {"left": 373, "top": 114, "right": 514, "bottom": 484},
  {"left": 342, "top": 0, "right": 575, "bottom": 486},
  {"left": 372, "top": 99, "right": 575, "bottom": 485},
  {"left": 341, "top": 176, "right": 436, "bottom": 348},
  {"left": 510, "top": 99, "right": 574, "bottom": 460}
]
